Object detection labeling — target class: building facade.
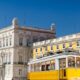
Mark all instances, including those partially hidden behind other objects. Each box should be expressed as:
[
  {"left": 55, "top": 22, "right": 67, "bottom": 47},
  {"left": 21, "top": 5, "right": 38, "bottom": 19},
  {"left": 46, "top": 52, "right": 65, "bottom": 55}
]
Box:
[{"left": 0, "top": 18, "right": 55, "bottom": 80}]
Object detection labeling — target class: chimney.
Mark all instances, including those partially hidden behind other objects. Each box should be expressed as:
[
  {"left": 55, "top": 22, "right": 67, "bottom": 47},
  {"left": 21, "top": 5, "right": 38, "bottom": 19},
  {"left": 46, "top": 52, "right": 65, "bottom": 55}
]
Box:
[{"left": 50, "top": 23, "right": 55, "bottom": 31}]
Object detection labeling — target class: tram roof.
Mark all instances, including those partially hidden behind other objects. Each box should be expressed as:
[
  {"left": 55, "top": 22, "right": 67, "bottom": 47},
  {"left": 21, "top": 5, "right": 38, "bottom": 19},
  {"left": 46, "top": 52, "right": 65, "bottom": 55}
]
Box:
[{"left": 28, "top": 52, "right": 80, "bottom": 64}]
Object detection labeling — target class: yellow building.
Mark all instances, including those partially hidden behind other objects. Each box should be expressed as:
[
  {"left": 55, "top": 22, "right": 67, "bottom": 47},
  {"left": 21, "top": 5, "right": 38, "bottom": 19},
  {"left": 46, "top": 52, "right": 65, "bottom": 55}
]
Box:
[
  {"left": 33, "top": 33, "right": 80, "bottom": 59},
  {"left": 27, "top": 33, "right": 80, "bottom": 80}
]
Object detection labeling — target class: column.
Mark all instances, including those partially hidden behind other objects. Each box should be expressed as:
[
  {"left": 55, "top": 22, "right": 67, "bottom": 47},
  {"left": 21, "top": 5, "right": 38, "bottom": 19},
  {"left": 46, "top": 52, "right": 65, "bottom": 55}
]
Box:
[
  {"left": 66, "top": 57, "right": 68, "bottom": 68},
  {"left": 75, "top": 56, "right": 76, "bottom": 67},
  {"left": 28, "top": 64, "right": 31, "bottom": 72},
  {"left": 55, "top": 58, "right": 59, "bottom": 70}
]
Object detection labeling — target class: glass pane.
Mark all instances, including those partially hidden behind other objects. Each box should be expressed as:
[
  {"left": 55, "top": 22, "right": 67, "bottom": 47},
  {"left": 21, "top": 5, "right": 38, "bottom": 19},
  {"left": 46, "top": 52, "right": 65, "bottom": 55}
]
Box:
[
  {"left": 59, "top": 58, "right": 66, "bottom": 69},
  {"left": 76, "top": 57, "right": 80, "bottom": 67},
  {"left": 68, "top": 57, "right": 75, "bottom": 67}
]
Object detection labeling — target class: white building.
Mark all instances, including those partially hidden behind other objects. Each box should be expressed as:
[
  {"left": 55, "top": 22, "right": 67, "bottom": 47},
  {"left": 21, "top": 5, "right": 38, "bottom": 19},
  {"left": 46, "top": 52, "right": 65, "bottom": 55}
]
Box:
[{"left": 0, "top": 18, "right": 55, "bottom": 80}]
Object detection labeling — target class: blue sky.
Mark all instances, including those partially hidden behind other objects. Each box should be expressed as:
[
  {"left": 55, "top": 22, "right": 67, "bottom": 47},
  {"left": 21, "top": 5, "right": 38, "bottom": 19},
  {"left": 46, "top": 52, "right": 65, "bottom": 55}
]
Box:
[{"left": 0, "top": 0, "right": 80, "bottom": 37}]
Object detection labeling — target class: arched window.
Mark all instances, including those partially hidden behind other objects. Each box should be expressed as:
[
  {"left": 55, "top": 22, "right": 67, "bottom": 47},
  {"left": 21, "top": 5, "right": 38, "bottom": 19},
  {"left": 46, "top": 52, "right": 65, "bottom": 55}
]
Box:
[
  {"left": 19, "top": 37, "right": 23, "bottom": 46},
  {"left": 6, "top": 37, "right": 8, "bottom": 46},
  {"left": 9, "top": 36, "right": 12, "bottom": 46},
  {"left": 19, "top": 69, "right": 22, "bottom": 75},
  {"left": 19, "top": 55, "right": 23, "bottom": 63}
]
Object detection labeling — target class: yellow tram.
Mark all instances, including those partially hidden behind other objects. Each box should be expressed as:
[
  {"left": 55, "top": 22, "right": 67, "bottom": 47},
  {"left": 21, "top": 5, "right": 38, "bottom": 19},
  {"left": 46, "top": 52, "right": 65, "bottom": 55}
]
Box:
[{"left": 27, "top": 52, "right": 80, "bottom": 80}]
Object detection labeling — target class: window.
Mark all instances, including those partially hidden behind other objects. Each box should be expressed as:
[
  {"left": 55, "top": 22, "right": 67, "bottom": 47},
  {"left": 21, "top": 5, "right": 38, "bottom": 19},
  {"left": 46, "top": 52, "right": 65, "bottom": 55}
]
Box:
[
  {"left": 26, "top": 39, "right": 28, "bottom": 46},
  {"left": 39, "top": 37, "right": 44, "bottom": 41},
  {"left": 76, "top": 57, "right": 80, "bottom": 67},
  {"left": 51, "top": 46, "right": 53, "bottom": 50},
  {"left": 3, "top": 37, "right": 5, "bottom": 47},
  {"left": 68, "top": 57, "right": 75, "bottom": 67},
  {"left": 6, "top": 38, "right": 8, "bottom": 46},
  {"left": 41, "top": 65, "right": 45, "bottom": 71},
  {"left": 51, "top": 63, "right": 55, "bottom": 70},
  {"left": 19, "top": 38, "right": 23, "bottom": 46},
  {"left": 59, "top": 58, "right": 66, "bottom": 69},
  {"left": 19, "top": 55, "right": 22, "bottom": 62},
  {"left": 26, "top": 39, "right": 32, "bottom": 47},
  {"left": 33, "top": 37, "right": 38, "bottom": 42},
  {"left": 76, "top": 61, "right": 80, "bottom": 67},
  {"left": 10, "top": 37, "right": 12, "bottom": 46},
  {"left": 19, "top": 69, "right": 22, "bottom": 75},
  {"left": 46, "top": 64, "right": 50, "bottom": 70},
  {"left": 68, "top": 61, "right": 75, "bottom": 67}
]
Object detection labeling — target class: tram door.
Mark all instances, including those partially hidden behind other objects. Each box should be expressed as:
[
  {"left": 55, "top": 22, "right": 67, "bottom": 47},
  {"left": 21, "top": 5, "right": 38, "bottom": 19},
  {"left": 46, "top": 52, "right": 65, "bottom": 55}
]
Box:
[{"left": 59, "top": 58, "right": 66, "bottom": 80}]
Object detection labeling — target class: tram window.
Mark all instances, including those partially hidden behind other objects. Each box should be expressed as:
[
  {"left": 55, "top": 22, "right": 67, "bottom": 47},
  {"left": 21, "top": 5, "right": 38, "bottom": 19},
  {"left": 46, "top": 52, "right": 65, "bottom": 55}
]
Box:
[
  {"left": 51, "top": 64, "right": 55, "bottom": 70},
  {"left": 41, "top": 65, "right": 45, "bottom": 71},
  {"left": 76, "top": 57, "right": 80, "bottom": 67},
  {"left": 76, "top": 61, "right": 80, "bottom": 67},
  {"left": 46, "top": 64, "right": 50, "bottom": 70},
  {"left": 68, "top": 61, "right": 75, "bottom": 67}
]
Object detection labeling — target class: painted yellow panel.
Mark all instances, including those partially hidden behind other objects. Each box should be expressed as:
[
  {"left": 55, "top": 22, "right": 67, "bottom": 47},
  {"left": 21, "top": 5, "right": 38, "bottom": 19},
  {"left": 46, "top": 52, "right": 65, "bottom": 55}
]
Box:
[
  {"left": 59, "top": 44, "right": 63, "bottom": 51},
  {"left": 67, "top": 68, "right": 80, "bottom": 80},
  {"left": 33, "top": 49, "right": 36, "bottom": 59},
  {"left": 28, "top": 70, "right": 58, "bottom": 80},
  {"left": 33, "top": 53, "right": 36, "bottom": 59},
  {"left": 33, "top": 49, "right": 35, "bottom": 53},
  {"left": 37, "top": 48, "right": 40, "bottom": 54},
  {"left": 47, "top": 46, "right": 51, "bottom": 52},
  {"left": 53, "top": 45, "right": 57, "bottom": 52},
  {"left": 41, "top": 47, "right": 44, "bottom": 53},
  {"left": 72, "top": 42, "right": 77, "bottom": 50},
  {"left": 65, "top": 42, "right": 69, "bottom": 48},
  {"left": 27, "top": 68, "right": 80, "bottom": 80}
]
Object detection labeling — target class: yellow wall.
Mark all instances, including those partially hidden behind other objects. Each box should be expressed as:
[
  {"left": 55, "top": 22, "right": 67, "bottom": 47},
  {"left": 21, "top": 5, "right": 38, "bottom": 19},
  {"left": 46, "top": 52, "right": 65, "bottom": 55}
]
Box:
[
  {"left": 67, "top": 68, "right": 80, "bottom": 80},
  {"left": 28, "top": 70, "right": 58, "bottom": 80},
  {"left": 47, "top": 46, "right": 51, "bottom": 52},
  {"left": 65, "top": 42, "right": 69, "bottom": 48},
  {"left": 72, "top": 42, "right": 77, "bottom": 50},
  {"left": 33, "top": 41, "right": 78, "bottom": 59},
  {"left": 33, "top": 49, "right": 36, "bottom": 59},
  {"left": 27, "top": 68, "right": 80, "bottom": 80},
  {"left": 53, "top": 45, "right": 57, "bottom": 52},
  {"left": 59, "top": 44, "right": 63, "bottom": 51},
  {"left": 37, "top": 48, "right": 40, "bottom": 54}
]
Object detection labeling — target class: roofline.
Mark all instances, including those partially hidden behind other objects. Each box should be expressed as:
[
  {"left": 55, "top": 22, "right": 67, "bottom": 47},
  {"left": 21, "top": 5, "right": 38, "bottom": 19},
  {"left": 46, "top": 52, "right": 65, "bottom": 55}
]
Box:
[
  {"left": 28, "top": 52, "right": 80, "bottom": 64},
  {"left": 15, "top": 27, "right": 55, "bottom": 34},
  {"left": 33, "top": 32, "right": 80, "bottom": 47}
]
